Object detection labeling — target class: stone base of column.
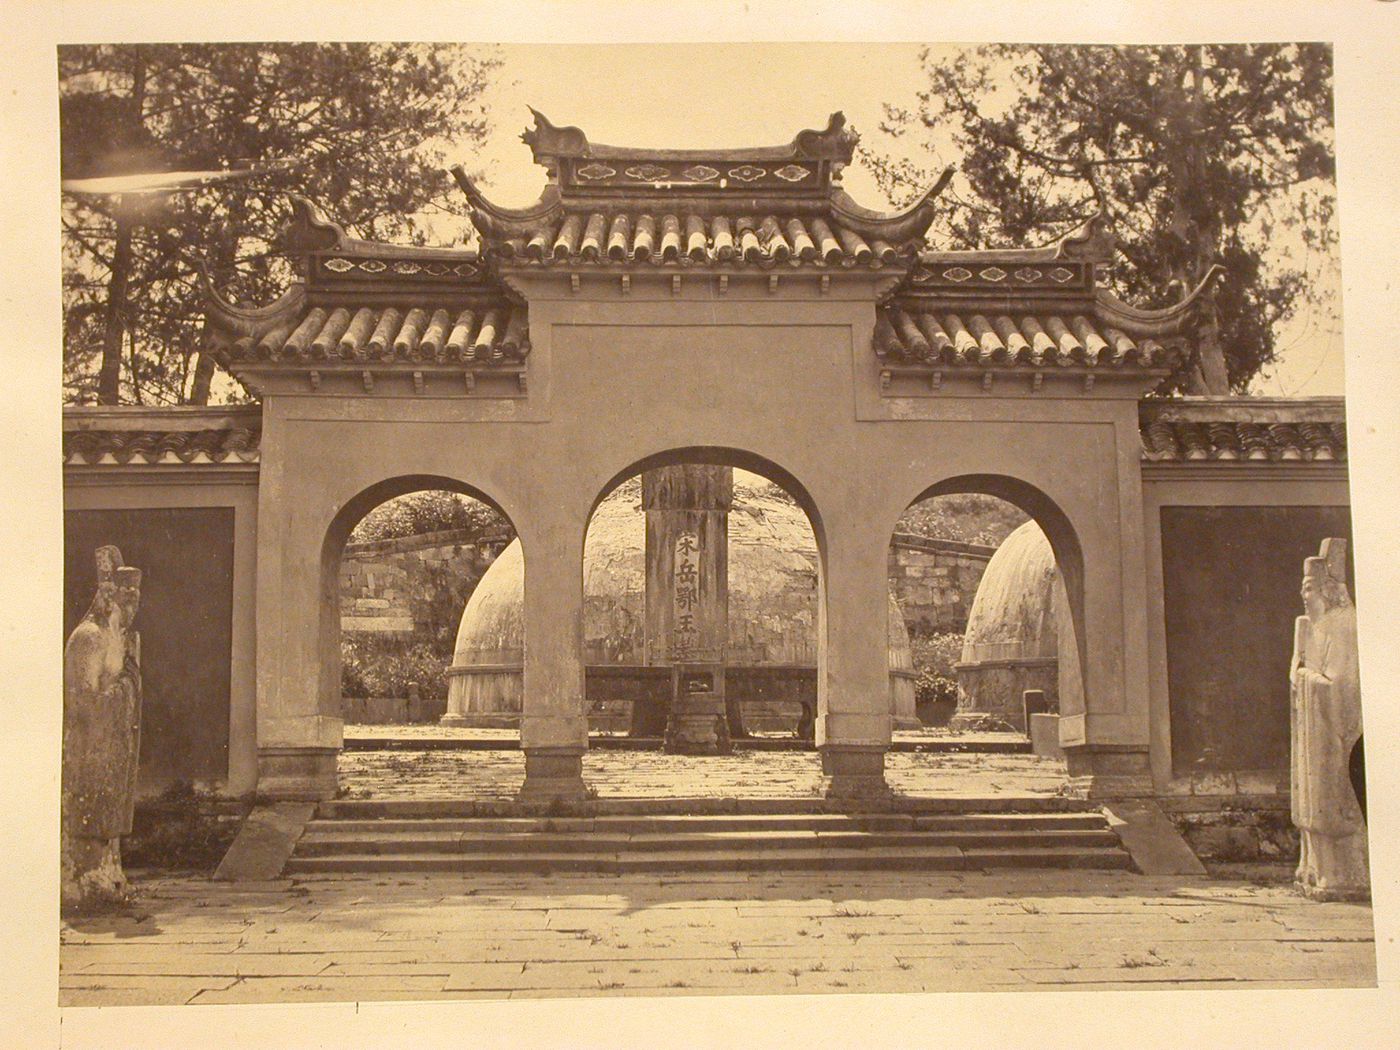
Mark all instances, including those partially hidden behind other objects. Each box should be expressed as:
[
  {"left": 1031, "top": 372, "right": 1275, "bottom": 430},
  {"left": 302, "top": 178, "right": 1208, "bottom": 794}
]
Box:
[
  {"left": 518, "top": 748, "right": 588, "bottom": 801},
  {"left": 820, "top": 745, "right": 891, "bottom": 800},
  {"left": 1062, "top": 746, "right": 1153, "bottom": 800},
  {"left": 664, "top": 697, "right": 731, "bottom": 755},
  {"left": 256, "top": 746, "right": 339, "bottom": 802}
]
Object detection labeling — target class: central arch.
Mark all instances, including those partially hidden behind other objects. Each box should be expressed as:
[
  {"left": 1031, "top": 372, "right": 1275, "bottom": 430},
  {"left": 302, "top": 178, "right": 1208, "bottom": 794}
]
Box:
[{"left": 579, "top": 445, "right": 828, "bottom": 772}]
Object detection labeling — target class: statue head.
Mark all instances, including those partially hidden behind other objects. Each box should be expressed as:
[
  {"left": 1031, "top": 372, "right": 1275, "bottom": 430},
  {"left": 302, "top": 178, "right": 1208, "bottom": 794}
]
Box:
[
  {"left": 1302, "top": 538, "right": 1352, "bottom": 618},
  {"left": 85, "top": 546, "right": 140, "bottom": 630},
  {"left": 114, "top": 566, "right": 142, "bottom": 629},
  {"left": 84, "top": 545, "right": 124, "bottom": 623}
]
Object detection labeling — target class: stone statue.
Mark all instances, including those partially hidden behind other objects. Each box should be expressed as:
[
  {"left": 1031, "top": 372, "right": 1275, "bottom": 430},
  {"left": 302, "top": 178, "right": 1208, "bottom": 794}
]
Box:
[
  {"left": 1290, "top": 538, "right": 1368, "bottom": 900},
  {"left": 62, "top": 546, "right": 143, "bottom": 907}
]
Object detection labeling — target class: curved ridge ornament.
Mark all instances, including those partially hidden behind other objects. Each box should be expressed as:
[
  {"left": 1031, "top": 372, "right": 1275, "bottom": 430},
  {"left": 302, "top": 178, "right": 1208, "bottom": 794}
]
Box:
[
  {"left": 789, "top": 111, "right": 860, "bottom": 160},
  {"left": 1093, "top": 265, "right": 1227, "bottom": 338},
  {"left": 450, "top": 165, "right": 565, "bottom": 242},
  {"left": 199, "top": 268, "right": 306, "bottom": 352},
  {"left": 1052, "top": 212, "right": 1117, "bottom": 261},
  {"left": 828, "top": 166, "right": 954, "bottom": 244},
  {"left": 521, "top": 107, "right": 591, "bottom": 162},
  {"left": 280, "top": 194, "right": 350, "bottom": 253}
]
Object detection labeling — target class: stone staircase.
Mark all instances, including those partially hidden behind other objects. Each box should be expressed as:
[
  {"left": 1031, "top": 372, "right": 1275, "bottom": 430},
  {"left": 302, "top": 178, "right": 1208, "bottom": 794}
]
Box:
[{"left": 283, "top": 798, "right": 1134, "bottom": 875}]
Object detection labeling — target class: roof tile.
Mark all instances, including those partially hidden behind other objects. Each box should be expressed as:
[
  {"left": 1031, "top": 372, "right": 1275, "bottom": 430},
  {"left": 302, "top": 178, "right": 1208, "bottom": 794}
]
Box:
[
  {"left": 876, "top": 306, "right": 1171, "bottom": 369},
  {"left": 226, "top": 303, "right": 528, "bottom": 365}
]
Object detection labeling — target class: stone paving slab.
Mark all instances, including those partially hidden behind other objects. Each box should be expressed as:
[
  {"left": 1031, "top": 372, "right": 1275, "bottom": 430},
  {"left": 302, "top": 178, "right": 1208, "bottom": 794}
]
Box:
[
  {"left": 336, "top": 748, "right": 1065, "bottom": 801},
  {"left": 57, "top": 869, "right": 1376, "bottom": 1006}
]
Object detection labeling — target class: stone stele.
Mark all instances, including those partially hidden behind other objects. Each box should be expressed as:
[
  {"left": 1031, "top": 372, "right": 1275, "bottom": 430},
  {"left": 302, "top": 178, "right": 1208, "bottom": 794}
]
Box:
[
  {"left": 62, "top": 545, "right": 143, "bottom": 907},
  {"left": 1290, "top": 537, "right": 1368, "bottom": 901}
]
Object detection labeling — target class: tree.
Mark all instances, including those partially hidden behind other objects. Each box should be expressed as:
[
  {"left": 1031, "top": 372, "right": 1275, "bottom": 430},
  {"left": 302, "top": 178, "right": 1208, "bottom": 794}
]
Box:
[
  {"left": 871, "top": 44, "right": 1336, "bottom": 394},
  {"left": 349, "top": 491, "right": 513, "bottom": 546},
  {"left": 60, "top": 44, "right": 501, "bottom": 405}
]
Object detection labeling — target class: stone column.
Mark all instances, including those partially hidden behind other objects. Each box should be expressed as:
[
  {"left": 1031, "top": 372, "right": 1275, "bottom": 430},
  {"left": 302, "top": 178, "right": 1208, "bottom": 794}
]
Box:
[
  {"left": 817, "top": 522, "right": 893, "bottom": 798},
  {"left": 255, "top": 420, "right": 340, "bottom": 801},
  {"left": 518, "top": 507, "right": 590, "bottom": 800},
  {"left": 643, "top": 465, "right": 733, "bottom": 753}
]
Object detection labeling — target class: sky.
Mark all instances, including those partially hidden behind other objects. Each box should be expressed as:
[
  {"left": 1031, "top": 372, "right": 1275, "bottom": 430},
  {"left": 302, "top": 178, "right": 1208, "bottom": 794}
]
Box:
[{"left": 443, "top": 43, "right": 1343, "bottom": 397}]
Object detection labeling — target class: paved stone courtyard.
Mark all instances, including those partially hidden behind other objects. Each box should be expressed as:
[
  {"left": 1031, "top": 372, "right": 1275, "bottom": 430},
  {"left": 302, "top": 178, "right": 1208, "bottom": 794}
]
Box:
[
  {"left": 60, "top": 869, "right": 1375, "bottom": 1006},
  {"left": 337, "top": 747, "right": 1065, "bottom": 800}
]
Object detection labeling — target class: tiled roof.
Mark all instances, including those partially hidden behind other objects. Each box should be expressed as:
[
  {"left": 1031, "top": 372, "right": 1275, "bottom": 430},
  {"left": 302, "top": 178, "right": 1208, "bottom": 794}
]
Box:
[
  {"left": 1138, "top": 399, "right": 1346, "bottom": 463},
  {"left": 1140, "top": 419, "right": 1346, "bottom": 462},
  {"left": 493, "top": 209, "right": 908, "bottom": 268},
  {"left": 875, "top": 307, "right": 1172, "bottom": 369},
  {"left": 63, "top": 408, "right": 261, "bottom": 466},
  {"left": 452, "top": 111, "right": 952, "bottom": 269},
  {"left": 221, "top": 301, "right": 529, "bottom": 364}
]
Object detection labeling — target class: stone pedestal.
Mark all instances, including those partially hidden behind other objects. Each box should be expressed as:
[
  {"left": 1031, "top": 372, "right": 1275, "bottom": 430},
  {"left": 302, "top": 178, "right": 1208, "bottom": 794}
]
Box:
[
  {"left": 1028, "top": 713, "right": 1065, "bottom": 760},
  {"left": 664, "top": 694, "right": 729, "bottom": 754},
  {"left": 820, "top": 745, "right": 892, "bottom": 800},
  {"left": 517, "top": 748, "right": 588, "bottom": 801},
  {"left": 1062, "top": 745, "right": 1153, "bottom": 799},
  {"left": 256, "top": 746, "right": 339, "bottom": 801}
]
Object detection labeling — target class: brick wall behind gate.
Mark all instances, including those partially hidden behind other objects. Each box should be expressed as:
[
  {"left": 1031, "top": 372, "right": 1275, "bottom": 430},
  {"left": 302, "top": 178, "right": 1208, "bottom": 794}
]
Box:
[{"left": 886, "top": 534, "right": 994, "bottom": 636}]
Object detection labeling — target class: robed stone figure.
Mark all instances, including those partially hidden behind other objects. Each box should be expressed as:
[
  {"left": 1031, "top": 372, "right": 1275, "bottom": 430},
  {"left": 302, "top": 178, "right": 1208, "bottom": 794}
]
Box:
[
  {"left": 1290, "top": 538, "right": 1368, "bottom": 901},
  {"left": 62, "top": 546, "right": 142, "bottom": 906}
]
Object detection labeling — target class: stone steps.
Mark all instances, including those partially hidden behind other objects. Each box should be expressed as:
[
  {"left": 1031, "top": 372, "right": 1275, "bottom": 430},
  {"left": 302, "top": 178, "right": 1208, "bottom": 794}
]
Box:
[
  {"left": 286, "top": 845, "right": 1131, "bottom": 875},
  {"left": 283, "top": 803, "right": 1134, "bottom": 875},
  {"left": 315, "top": 795, "right": 1096, "bottom": 820},
  {"left": 295, "top": 828, "right": 1121, "bottom": 857},
  {"left": 309, "top": 812, "right": 1109, "bottom": 835}
]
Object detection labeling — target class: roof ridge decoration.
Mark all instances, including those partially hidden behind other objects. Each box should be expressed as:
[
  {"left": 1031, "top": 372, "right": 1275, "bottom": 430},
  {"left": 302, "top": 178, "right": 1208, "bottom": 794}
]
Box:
[
  {"left": 200, "top": 267, "right": 308, "bottom": 360},
  {"left": 455, "top": 108, "right": 949, "bottom": 269},
  {"left": 828, "top": 167, "right": 955, "bottom": 245},
  {"left": 917, "top": 212, "right": 1116, "bottom": 267},
  {"left": 521, "top": 108, "right": 860, "bottom": 172},
  {"left": 1093, "top": 265, "right": 1226, "bottom": 338},
  {"left": 279, "top": 195, "right": 485, "bottom": 267}
]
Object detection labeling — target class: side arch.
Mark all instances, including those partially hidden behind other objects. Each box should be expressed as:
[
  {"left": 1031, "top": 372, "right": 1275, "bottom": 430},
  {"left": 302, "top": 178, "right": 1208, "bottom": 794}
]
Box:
[
  {"left": 316, "top": 474, "right": 520, "bottom": 722},
  {"left": 896, "top": 474, "right": 1089, "bottom": 722}
]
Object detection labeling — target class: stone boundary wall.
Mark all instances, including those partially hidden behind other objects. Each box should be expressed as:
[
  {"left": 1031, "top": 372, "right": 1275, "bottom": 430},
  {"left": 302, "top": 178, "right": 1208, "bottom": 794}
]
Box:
[
  {"left": 887, "top": 533, "right": 995, "bottom": 636},
  {"left": 339, "top": 528, "right": 508, "bottom": 640}
]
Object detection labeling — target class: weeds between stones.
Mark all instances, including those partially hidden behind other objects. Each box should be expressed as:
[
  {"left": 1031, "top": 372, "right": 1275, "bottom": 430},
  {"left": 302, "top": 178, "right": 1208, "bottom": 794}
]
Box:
[{"left": 60, "top": 885, "right": 145, "bottom": 923}]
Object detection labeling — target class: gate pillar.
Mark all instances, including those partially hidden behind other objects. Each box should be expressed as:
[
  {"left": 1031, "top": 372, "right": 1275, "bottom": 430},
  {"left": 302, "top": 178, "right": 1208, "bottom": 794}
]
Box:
[
  {"left": 517, "top": 506, "right": 591, "bottom": 801},
  {"left": 816, "top": 518, "right": 893, "bottom": 798}
]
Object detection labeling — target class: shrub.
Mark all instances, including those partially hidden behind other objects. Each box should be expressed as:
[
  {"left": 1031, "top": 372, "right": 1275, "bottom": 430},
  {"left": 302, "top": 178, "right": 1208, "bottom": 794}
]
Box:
[
  {"left": 909, "top": 630, "right": 964, "bottom": 707},
  {"left": 350, "top": 490, "right": 513, "bottom": 545},
  {"left": 341, "top": 636, "right": 450, "bottom": 701},
  {"left": 122, "top": 781, "right": 246, "bottom": 873},
  {"left": 895, "top": 493, "right": 1028, "bottom": 547}
]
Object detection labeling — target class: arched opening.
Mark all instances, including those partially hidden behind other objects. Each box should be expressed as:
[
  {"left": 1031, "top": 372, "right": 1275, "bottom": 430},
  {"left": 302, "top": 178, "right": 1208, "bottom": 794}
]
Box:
[
  {"left": 582, "top": 464, "right": 827, "bottom": 744},
  {"left": 568, "top": 447, "right": 861, "bottom": 796},
  {"left": 889, "top": 475, "right": 1088, "bottom": 754},
  {"left": 317, "top": 476, "right": 518, "bottom": 780}
]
